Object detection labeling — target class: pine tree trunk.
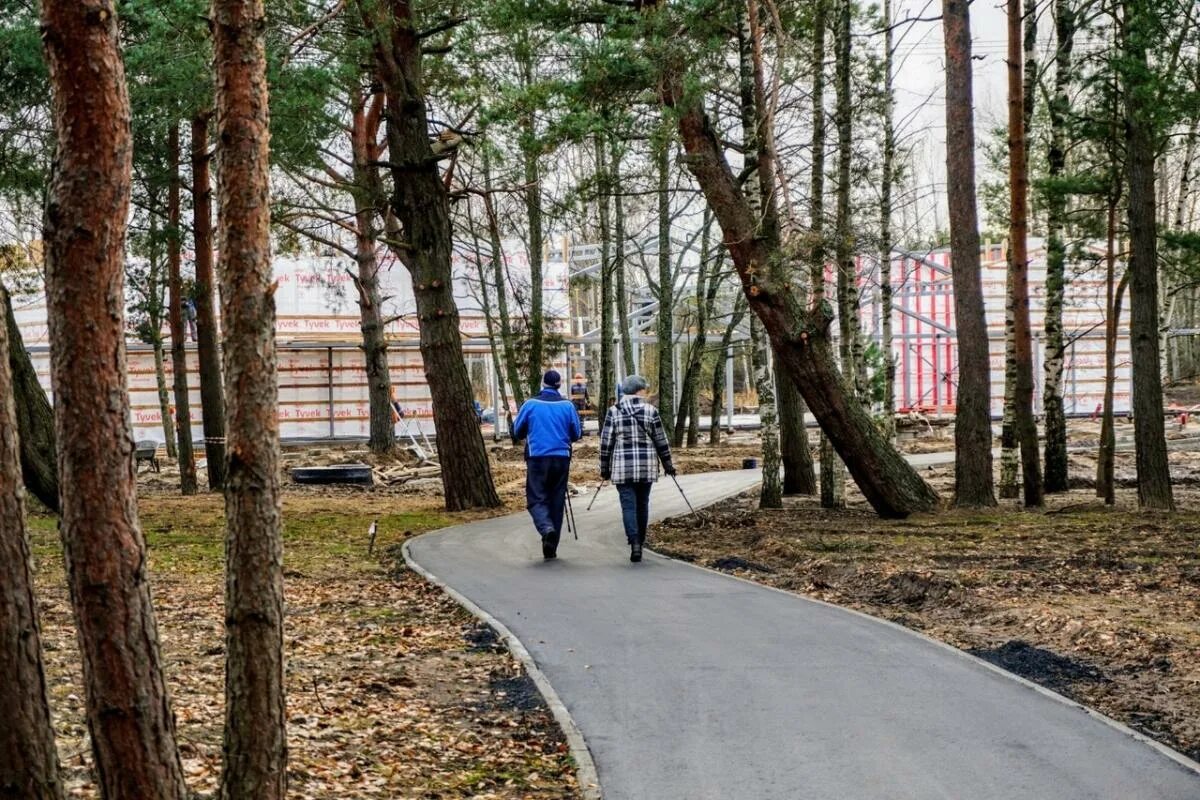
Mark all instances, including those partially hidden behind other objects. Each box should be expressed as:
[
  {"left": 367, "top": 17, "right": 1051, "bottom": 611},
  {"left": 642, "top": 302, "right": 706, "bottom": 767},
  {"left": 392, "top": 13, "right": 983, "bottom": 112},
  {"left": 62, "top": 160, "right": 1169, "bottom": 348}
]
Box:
[
  {"left": 710, "top": 298, "right": 746, "bottom": 445},
  {"left": 350, "top": 86, "right": 394, "bottom": 455},
  {"left": 0, "top": 294, "right": 63, "bottom": 800},
  {"left": 40, "top": 3, "right": 188, "bottom": 795},
  {"left": 943, "top": 0, "right": 997, "bottom": 507},
  {"left": 2, "top": 284, "right": 59, "bottom": 512},
  {"left": 880, "top": 0, "right": 897, "bottom": 441},
  {"left": 369, "top": 0, "right": 501, "bottom": 511},
  {"left": 597, "top": 138, "right": 616, "bottom": 420},
  {"left": 751, "top": 315, "right": 782, "bottom": 507},
  {"left": 1007, "top": 0, "right": 1044, "bottom": 506},
  {"left": 469, "top": 218, "right": 512, "bottom": 439},
  {"left": 1098, "top": 203, "right": 1126, "bottom": 505},
  {"left": 191, "top": 111, "right": 227, "bottom": 491},
  {"left": 167, "top": 124, "right": 198, "bottom": 495},
  {"left": 212, "top": 1, "right": 287, "bottom": 796},
  {"left": 520, "top": 55, "right": 544, "bottom": 395},
  {"left": 674, "top": 212, "right": 712, "bottom": 447},
  {"left": 1122, "top": 0, "right": 1174, "bottom": 510},
  {"left": 481, "top": 151, "right": 525, "bottom": 409},
  {"left": 613, "top": 140, "right": 635, "bottom": 377},
  {"left": 1000, "top": 258, "right": 1020, "bottom": 498},
  {"left": 1042, "top": 0, "right": 1074, "bottom": 493},
  {"left": 655, "top": 135, "right": 675, "bottom": 438}
]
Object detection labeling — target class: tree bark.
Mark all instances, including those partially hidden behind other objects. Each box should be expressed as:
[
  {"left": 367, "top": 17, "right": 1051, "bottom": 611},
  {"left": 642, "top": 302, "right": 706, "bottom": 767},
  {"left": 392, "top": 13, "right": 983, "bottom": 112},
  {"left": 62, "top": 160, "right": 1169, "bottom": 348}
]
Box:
[
  {"left": 943, "top": 0, "right": 997, "bottom": 507},
  {"left": 597, "top": 137, "right": 616, "bottom": 421},
  {"left": 655, "top": 133, "right": 675, "bottom": 439},
  {"left": 658, "top": 83, "right": 940, "bottom": 518},
  {"left": 1098, "top": 203, "right": 1127, "bottom": 505},
  {"left": 1007, "top": 0, "right": 1044, "bottom": 506},
  {"left": 40, "top": 2, "right": 189, "bottom": 796},
  {"left": 1122, "top": 0, "right": 1174, "bottom": 510},
  {"left": 212, "top": 0, "right": 288, "bottom": 796},
  {"left": 751, "top": 315, "right": 782, "bottom": 507},
  {"left": 366, "top": 0, "right": 501, "bottom": 511},
  {"left": 1000, "top": 256, "right": 1020, "bottom": 498},
  {"left": 1043, "top": 0, "right": 1075, "bottom": 493},
  {"left": 834, "top": 0, "right": 867, "bottom": 403},
  {"left": 145, "top": 213, "right": 178, "bottom": 460},
  {"left": 167, "top": 124, "right": 199, "bottom": 495},
  {"left": 192, "top": 111, "right": 227, "bottom": 491},
  {"left": 349, "top": 86, "right": 394, "bottom": 455},
  {"left": 880, "top": 0, "right": 897, "bottom": 441},
  {"left": 468, "top": 213, "right": 512, "bottom": 439},
  {"left": 519, "top": 53, "right": 544, "bottom": 396},
  {"left": 2, "top": 284, "right": 58, "bottom": 512},
  {"left": 676, "top": 213, "right": 714, "bottom": 448},
  {"left": 0, "top": 292, "right": 63, "bottom": 800},
  {"left": 481, "top": 150, "right": 525, "bottom": 409},
  {"left": 613, "top": 140, "right": 635, "bottom": 377},
  {"left": 709, "top": 297, "right": 746, "bottom": 445}
]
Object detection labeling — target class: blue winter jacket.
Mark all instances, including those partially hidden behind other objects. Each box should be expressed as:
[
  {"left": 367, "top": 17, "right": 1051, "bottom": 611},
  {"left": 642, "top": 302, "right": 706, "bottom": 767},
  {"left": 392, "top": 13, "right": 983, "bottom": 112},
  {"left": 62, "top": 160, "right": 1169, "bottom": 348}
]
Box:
[{"left": 512, "top": 388, "right": 583, "bottom": 458}]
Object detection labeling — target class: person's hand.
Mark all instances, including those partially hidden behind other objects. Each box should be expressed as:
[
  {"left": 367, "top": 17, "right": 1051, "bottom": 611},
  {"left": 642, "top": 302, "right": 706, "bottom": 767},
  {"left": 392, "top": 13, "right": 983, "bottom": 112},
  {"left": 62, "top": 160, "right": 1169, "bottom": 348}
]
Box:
[
  {"left": 664, "top": 464, "right": 677, "bottom": 477},
  {"left": 601, "top": 469, "right": 611, "bottom": 481}
]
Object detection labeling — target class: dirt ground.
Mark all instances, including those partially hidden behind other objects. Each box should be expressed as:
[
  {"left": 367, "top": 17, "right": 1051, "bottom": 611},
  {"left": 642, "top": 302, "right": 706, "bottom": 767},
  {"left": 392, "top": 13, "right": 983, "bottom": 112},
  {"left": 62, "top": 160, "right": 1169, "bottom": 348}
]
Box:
[
  {"left": 650, "top": 449, "right": 1200, "bottom": 764},
  {"left": 26, "top": 492, "right": 580, "bottom": 799}
]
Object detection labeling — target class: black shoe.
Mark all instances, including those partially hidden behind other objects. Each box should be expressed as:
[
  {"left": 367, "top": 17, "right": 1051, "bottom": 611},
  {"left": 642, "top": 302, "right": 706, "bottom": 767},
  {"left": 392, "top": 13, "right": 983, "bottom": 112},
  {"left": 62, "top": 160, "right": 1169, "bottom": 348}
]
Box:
[
  {"left": 542, "top": 534, "right": 557, "bottom": 560},
  {"left": 630, "top": 541, "right": 642, "bottom": 563}
]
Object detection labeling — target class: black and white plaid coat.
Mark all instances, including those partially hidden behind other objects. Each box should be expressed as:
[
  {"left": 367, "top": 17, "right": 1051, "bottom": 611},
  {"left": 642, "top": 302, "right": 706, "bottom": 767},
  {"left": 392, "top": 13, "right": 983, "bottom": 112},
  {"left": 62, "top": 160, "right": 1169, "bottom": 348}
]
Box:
[{"left": 599, "top": 397, "right": 674, "bottom": 484}]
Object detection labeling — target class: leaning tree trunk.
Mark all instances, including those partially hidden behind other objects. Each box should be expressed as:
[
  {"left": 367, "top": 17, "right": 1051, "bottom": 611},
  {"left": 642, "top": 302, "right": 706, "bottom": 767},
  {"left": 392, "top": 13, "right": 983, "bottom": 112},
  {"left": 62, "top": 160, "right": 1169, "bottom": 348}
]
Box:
[
  {"left": 1008, "top": 0, "right": 1044, "bottom": 507},
  {"left": 1, "top": 283, "right": 58, "bottom": 512},
  {"left": 40, "top": 3, "right": 188, "bottom": 797},
  {"left": 1123, "top": 0, "right": 1174, "bottom": 510},
  {"left": 368, "top": 0, "right": 500, "bottom": 511},
  {"left": 212, "top": 1, "right": 287, "bottom": 797},
  {"left": 192, "top": 111, "right": 227, "bottom": 491},
  {"left": 350, "top": 86, "right": 394, "bottom": 455},
  {"left": 167, "top": 124, "right": 198, "bottom": 495},
  {"left": 0, "top": 293, "right": 63, "bottom": 800},
  {"left": 658, "top": 74, "right": 940, "bottom": 517},
  {"left": 943, "top": 0, "right": 997, "bottom": 507}
]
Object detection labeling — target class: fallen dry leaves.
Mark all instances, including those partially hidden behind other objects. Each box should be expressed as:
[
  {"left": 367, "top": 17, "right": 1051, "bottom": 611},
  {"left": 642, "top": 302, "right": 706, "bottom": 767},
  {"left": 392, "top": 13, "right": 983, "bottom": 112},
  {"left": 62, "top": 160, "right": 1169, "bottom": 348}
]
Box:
[
  {"left": 27, "top": 490, "right": 580, "bottom": 799},
  {"left": 653, "top": 454, "right": 1200, "bottom": 763}
]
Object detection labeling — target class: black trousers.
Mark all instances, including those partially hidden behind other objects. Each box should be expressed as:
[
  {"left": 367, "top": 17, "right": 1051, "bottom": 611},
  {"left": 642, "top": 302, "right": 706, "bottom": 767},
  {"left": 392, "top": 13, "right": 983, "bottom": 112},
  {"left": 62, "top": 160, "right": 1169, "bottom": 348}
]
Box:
[{"left": 526, "top": 456, "right": 571, "bottom": 543}]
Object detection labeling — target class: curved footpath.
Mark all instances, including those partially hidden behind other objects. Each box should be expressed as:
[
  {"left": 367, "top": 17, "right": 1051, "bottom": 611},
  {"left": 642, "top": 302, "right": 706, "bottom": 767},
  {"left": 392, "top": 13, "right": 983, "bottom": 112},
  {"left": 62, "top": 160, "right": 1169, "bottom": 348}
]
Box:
[{"left": 405, "top": 469, "right": 1200, "bottom": 800}]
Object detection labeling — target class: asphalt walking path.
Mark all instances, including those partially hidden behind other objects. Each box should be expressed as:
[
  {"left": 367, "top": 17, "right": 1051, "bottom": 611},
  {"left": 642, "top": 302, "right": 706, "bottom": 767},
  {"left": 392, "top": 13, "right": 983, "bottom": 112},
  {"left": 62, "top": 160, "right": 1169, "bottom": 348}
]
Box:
[{"left": 405, "top": 467, "right": 1200, "bottom": 800}]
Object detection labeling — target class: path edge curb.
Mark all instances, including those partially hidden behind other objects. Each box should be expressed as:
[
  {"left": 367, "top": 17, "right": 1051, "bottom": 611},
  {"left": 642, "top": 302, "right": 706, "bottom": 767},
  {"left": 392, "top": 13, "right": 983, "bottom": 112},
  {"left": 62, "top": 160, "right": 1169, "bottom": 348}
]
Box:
[
  {"left": 648, "top": 499, "right": 1200, "bottom": 781},
  {"left": 402, "top": 536, "right": 603, "bottom": 800}
]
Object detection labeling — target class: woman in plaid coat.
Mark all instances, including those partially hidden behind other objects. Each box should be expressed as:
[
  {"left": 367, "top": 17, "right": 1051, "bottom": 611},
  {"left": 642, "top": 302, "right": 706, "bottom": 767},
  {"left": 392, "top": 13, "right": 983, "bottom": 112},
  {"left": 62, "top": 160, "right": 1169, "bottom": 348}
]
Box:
[{"left": 599, "top": 375, "right": 676, "bottom": 562}]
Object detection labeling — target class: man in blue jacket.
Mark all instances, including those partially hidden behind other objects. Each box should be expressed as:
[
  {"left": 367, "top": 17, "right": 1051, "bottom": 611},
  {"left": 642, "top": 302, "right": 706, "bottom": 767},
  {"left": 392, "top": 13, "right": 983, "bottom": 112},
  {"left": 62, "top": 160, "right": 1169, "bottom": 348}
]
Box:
[{"left": 512, "top": 369, "right": 582, "bottom": 559}]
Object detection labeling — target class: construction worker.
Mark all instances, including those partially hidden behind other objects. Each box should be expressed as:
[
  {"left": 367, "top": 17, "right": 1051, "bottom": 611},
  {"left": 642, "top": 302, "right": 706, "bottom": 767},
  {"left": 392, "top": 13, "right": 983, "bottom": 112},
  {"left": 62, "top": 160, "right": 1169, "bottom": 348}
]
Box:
[
  {"left": 569, "top": 372, "right": 590, "bottom": 412},
  {"left": 513, "top": 370, "right": 583, "bottom": 560},
  {"left": 599, "top": 374, "right": 675, "bottom": 563}
]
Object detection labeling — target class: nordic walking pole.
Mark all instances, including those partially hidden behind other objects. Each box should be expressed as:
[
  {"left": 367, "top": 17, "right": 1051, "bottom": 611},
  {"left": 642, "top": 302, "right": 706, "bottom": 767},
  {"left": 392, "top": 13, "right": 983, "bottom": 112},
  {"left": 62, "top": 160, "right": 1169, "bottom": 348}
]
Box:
[
  {"left": 586, "top": 481, "right": 605, "bottom": 511},
  {"left": 565, "top": 490, "right": 578, "bottom": 540},
  {"left": 670, "top": 474, "right": 703, "bottom": 520}
]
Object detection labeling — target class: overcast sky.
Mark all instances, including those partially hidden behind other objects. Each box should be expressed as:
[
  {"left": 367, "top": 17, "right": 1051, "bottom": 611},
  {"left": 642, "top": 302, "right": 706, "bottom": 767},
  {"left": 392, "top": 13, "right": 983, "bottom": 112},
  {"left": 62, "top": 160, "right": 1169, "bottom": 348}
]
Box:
[{"left": 891, "top": 0, "right": 1014, "bottom": 236}]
